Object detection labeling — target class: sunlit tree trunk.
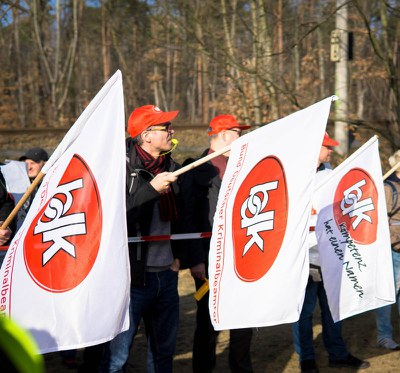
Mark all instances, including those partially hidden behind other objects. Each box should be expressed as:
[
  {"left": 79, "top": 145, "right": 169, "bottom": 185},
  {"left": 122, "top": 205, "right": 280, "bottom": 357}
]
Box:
[
  {"left": 12, "top": 6, "right": 26, "bottom": 127},
  {"left": 31, "top": 0, "right": 79, "bottom": 126},
  {"left": 101, "top": 0, "right": 110, "bottom": 83},
  {"left": 334, "top": 0, "right": 349, "bottom": 156},
  {"left": 221, "top": 0, "right": 250, "bottom": 122}
]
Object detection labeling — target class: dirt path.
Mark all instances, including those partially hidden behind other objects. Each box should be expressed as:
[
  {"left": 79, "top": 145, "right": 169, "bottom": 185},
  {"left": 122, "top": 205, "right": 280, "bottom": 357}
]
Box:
[{"left": 45, "top": 270, "right": 400, "bottom": 372}]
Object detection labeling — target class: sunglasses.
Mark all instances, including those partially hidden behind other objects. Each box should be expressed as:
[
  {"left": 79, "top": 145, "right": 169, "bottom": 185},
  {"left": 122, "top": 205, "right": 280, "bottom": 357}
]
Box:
[
  {"left": 146, "top": 123, "right": 173, "bottom": 133},
  {"left": 227, "top": 128, "right": 242, "bottom": 135}
]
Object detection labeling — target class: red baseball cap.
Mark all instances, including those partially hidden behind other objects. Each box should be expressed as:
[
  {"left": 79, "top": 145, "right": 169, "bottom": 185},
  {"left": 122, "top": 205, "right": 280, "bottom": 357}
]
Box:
[
  {"left": 127, "top": 105, "right": 179, "bottom": 138},
  {"left": 322, "top": 132, "right": 339, "bottom": 147},
  {"left": 207, "top": 115, "right": 251, "bottom": 136}
]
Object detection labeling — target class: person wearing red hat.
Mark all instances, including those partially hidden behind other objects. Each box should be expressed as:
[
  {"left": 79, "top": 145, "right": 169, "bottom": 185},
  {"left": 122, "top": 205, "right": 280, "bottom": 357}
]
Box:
[
  {"left": 102, "top": 105, "right": 183, "bottom": 373},
  {"left": 180, "top": 114, "right": 253, "bottom": 373},
  {"left": 293, "top": 132, "right": 370, "bottom": 373}
]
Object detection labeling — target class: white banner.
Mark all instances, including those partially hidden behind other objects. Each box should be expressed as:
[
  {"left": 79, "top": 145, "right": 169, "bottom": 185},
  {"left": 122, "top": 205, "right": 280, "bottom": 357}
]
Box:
[
  {"left": 0, "top": 161, "right": 31, "bottom": 229},
  {"left": 314, "top": 136, "right": 395, "bottom": 322},
  {"left": 209, "top": 96, "right": 335, "bottom": 330},
  {"left": 0, "top": 70, "right": 130, "bottom": 353}
]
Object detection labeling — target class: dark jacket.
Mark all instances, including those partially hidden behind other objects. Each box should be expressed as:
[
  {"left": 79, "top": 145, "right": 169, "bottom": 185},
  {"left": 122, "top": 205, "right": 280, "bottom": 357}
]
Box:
[
  {"left": 0, "top": 170, "right": 15, "bottom": 245},
  {"left": 385, "top": 172, "right": 400, "bottom": 251},
  {"left": 180, "top": 149, "right": 222, "bottom": 268},
  {"left": 125, "top": 138, "right": 184, "bottom": 286}
]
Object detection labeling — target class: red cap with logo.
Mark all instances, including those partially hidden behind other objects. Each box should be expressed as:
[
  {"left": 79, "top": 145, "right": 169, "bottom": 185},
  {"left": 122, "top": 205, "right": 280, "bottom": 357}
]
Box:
[
  {"left": 322, "top": 132, "right": 339, "bottom": 147},
  {"left": 128, "top": 105, "right": 179, "bottom": 138},
  {"left": 207, "top": 114, "right": 251, "bottom": 136}
]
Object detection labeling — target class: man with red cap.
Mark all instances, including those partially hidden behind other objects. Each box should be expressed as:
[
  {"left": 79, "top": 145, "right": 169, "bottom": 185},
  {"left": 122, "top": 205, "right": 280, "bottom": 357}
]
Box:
[
  {"left": 180, "top": 114, "right": 254, "bottom": 373},
  {"left": 292, "top": 132, "right": 370, "bottom": 373},
  {"left": 102, "top": 105, "right": 183, "bottom": 373}
]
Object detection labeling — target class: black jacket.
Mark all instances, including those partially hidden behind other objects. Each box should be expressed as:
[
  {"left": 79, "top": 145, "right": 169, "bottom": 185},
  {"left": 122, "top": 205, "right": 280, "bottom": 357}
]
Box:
[
  {"left": 179, "top": 149, "right": 222, "bottom": 268},
  {"left": 125, "top": 138, "right": 184, "bottom": 286},
  {"left": 0, "top": 170, "right": 15, "bottom": 245}
]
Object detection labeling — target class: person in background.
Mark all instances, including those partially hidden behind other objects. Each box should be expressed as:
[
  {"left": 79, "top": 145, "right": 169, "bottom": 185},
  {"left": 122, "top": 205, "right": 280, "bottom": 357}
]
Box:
[
  {"left": 180, "top": 114, "right": 254, "bottom": 373},
  {"left": 19, "top": 147, "right": 49, "bottom": 180},
  {"left": 375, "top": 150, "right": 400, "bottom": 350},
  {"left": 19, "top": 147, "right": 49, "bottom": 211},
  {"left": 101, "top": 105, "right": 183, "bottom": 373},
  {"left": 292, "top": 133, "right": 370, "bottom": 373}
]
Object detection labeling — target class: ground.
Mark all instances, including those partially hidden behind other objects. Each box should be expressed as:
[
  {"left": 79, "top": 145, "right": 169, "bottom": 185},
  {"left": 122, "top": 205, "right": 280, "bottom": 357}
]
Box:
[{"left": 44, "top": 269, "right": 400, "bottom": 373}]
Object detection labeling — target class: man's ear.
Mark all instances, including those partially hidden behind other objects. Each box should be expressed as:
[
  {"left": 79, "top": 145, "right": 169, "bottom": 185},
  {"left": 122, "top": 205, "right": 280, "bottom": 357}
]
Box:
[
  {"left": 220, "top": 130, "right": 228, "bottom": 143},
  {"left": 142, "top": 131, "right": 151, "bottom": 143}
]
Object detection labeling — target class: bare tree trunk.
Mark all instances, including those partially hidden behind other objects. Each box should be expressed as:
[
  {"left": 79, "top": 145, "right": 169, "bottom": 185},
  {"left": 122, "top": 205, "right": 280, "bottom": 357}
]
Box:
[
  {"left": 190, "top": 57, "right": 197, "bottom": 125},
  {"left": 197, "top": 53, "right": 203, "bottom": 124},
  {"left": 317, "top": 27, "right": 326, "bottom": 98},
  {"left": 334, "top": 0, "right": 349, "bottom": 156},
  {"left": 257, "top": 0, "right": 279, "bottom": 120},
  {"left": 31, "top": 0, "right": 79, "bottom": 127},
  {"left": 165, "top": 14, "right": 171, "bottom": 103},
  {"left": 356, "top": 79, "right": 366, "bottom": 119},
  {"left": 12, "top": 6, "right": 26, "bottom": 127},
  {"left": 277, "top": 0, "right": 283, "bottom": 78},
  {"left": 101, "top": 0, "right": 110, "bottom": 83},
  {"left": 354, "top": 0, "right": 400, "bottom": 149},
  {"left": 221, "top": 0, "right": 250, "bottom": 122},
  {"left": 294, "top": 14, "right": 300, "bottom": 91},
  {"left": 249, "top": 0, "right": 261, "bottom": 125},
  {"left": 171, "top": 40, "right": 178, "bottom": 110},
  {"left": 152, "top": 66, "right": 160, "bottom": 107},
  {"left": 379, "top": 1, "right": 400, "bottom": 149}
]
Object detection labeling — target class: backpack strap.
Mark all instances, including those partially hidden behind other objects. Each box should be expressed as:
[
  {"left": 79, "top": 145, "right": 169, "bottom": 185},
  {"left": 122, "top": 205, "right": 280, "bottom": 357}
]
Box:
[{"left": 385, "top": 180, "right": 398, "bottom": 216}]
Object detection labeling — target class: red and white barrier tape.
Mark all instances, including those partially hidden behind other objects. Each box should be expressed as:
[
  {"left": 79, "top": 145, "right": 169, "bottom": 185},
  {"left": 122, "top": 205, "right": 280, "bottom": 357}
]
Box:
[
  {"left": 0, "top": 228, "right": 318, "bottom": 251},
  {"left": 127, "top": 232, "right": 212, "bottom": 243},
  {"left": 0, "top": 232, "right": 212, "bottom": 251}
]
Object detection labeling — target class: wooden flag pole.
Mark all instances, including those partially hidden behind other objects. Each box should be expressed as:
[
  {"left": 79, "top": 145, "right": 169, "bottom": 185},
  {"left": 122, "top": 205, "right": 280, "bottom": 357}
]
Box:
[
  {"left": 383, "top": 160, "right": 400, "bottom": 181},
  {"left": 171, "top": 145, "right": 231, "bottom": 178},
  {"left": 1, "top": 172, "right": 45, "bottom": 230},
  {"left": 1, "top": 145, "right": 231, "bottom": 231}
]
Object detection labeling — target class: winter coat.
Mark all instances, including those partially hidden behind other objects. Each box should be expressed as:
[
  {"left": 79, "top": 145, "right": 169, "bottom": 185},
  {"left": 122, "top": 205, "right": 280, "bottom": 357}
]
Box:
[
  {"left": 385, "top": 172, "right": 400, "bottom": 252},
  {"left": 179, "top": 149, "right": 222, "bottom": 269},
  {"left": 125, "top": 138, "right": 184, "bottom": 286}
]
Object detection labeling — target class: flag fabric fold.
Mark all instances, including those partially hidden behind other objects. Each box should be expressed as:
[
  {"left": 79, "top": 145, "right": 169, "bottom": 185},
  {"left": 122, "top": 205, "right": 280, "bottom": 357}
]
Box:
[
  {"left": 209, "top": 96, "right": 335, "bottom": 330},
  {"left": 314, "top": 136, "right": 395, "bottom": 322},
  {"left": 0, "top": 70, "right": 130, "bottom": 353}
]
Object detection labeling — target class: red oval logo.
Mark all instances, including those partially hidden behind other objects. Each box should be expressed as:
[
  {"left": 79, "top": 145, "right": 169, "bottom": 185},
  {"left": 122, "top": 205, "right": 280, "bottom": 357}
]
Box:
[
  {"left": 333, "top": 168, "right": 378, "bottom": 244},
  {"left": 24, "top": 154, "right": 102, "bottom": 292},
  {"left": 232, "top": 156, "right": 288, "bottom": 282}
]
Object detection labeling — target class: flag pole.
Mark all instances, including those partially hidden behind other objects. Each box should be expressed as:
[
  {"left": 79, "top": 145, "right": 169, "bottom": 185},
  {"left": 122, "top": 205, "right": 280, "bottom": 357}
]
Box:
[
  {"left": 1, "top": 145, "right": 231, "bottom": 231},
  {"left": 383, "top": 160, "right": 400, "bottom": 181},
  {"left": 1, "top": 172, "right": 45, "bottom": 230},
  {"left": 171, "top": 144, "right": 231, "bottom": 178}
]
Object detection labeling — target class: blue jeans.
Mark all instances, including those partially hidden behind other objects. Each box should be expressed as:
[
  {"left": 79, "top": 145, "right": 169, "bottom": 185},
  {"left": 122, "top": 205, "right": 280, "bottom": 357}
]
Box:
[
  {"left": 375, "top": 250, "right": 400, "bottom": 340},
  {"left": 293, "top": 277, "right": 348, "bottom": 362},
  {"left": 101, "top": 269, "right": 179, "bottom": 373}
]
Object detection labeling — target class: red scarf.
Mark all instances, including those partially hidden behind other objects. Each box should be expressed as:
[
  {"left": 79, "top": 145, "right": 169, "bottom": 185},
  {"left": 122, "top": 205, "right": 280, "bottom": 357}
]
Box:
[{"left": 134, "top": 144, "right": 178, "bottom": 221}]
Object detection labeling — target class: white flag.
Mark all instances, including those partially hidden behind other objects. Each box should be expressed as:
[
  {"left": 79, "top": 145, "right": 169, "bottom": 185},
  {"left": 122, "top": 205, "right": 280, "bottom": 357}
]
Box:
[
  {"left": 0, "top": 70, "right": 130, "bottom": 353},
  {"left": 314, "top": 136, "right": 394, "bottom": 322},
  {"left": 209, "top": 96, "right": 335, "bottom": 330},
  {"left": 0, "top": 161, "right": 31, "bottom": 229}
]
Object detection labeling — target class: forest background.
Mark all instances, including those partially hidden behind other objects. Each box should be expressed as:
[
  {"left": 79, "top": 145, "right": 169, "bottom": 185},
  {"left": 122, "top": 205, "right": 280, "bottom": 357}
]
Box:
[
  {"left": 1, "top": 2, "right": 400, "bottom": 371},
  {"left": 0, "top": 0, "right": 399, "bottom": 166}
]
